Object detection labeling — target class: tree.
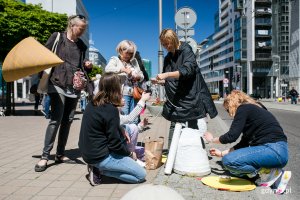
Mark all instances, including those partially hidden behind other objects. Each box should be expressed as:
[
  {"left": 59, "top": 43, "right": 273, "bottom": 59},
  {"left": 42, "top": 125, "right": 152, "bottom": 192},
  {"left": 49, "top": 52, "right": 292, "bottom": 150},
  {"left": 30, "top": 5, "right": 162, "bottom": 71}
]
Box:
[
  {"left": 0, "top": 0, "right": 68, "bottom": 62},
  {"left": 88, "top": 65, "right": 103, "bottom": 79}
]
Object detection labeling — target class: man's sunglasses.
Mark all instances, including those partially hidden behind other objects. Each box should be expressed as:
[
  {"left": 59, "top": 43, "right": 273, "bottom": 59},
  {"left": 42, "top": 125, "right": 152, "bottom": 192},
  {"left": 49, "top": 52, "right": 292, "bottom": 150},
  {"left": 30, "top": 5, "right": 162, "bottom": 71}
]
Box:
[{"left": 70, "top": 14, "right": 86, "bottom": 20}]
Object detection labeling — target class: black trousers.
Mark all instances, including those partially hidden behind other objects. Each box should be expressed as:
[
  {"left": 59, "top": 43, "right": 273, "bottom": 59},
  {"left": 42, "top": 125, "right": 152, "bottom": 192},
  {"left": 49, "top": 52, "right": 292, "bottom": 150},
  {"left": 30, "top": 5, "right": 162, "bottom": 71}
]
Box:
[{"left": 41, "top": 93, "right": 78, "bottom": 160}]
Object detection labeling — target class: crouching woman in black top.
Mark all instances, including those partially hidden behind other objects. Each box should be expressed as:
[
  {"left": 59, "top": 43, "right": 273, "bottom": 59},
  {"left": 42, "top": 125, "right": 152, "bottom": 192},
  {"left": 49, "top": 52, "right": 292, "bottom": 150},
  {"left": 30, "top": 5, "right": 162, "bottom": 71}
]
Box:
[
  {"left": 79, "top": 73, "right": 146, "bottom": 185},
  {"left": 204, "top": 90, "right": 291, "bottom": 194}
]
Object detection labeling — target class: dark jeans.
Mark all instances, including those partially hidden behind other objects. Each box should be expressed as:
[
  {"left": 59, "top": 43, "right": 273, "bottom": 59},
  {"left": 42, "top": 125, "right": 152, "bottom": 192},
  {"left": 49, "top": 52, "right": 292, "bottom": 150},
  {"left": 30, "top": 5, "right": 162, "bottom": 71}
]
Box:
[
  {"left": 41, "top": 93, "right": 78, "bottom": 160},
  {"left": 291, "top": 96, "right": 297, "bottom": 104}
]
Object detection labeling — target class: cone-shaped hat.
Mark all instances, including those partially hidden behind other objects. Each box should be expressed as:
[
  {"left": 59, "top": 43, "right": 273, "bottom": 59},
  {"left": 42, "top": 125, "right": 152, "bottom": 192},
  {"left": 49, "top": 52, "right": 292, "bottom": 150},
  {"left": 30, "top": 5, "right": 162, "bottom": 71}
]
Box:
[{"left": 2, "top": 37, "right": 64, "bottom": 82}]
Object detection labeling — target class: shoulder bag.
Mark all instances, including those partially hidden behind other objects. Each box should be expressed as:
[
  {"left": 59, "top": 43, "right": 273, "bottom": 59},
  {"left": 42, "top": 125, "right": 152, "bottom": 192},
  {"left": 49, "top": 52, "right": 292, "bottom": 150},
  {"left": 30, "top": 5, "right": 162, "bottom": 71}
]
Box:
[{"left": 37, "top": 32, "right": 60, "bottom": 94}]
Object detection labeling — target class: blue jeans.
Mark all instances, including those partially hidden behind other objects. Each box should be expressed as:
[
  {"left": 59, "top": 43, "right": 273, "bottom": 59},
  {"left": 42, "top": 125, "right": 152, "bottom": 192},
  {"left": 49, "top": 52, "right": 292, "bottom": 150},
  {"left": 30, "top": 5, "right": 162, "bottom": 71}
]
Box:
[
  {"left": 93, "top": 153, "right": 146, "bottom": 183},
  {"left": 122, "top": 95, "right": 138, "bottom": 124},
  {"left": 222, "top": 141, "right": 288, "bottom": 177},
  {"left": 43, "top": 95, "right": 51, "bottom": 117},
  {"left": 80, "top": 98, "right": 86, "bottom": 111}
]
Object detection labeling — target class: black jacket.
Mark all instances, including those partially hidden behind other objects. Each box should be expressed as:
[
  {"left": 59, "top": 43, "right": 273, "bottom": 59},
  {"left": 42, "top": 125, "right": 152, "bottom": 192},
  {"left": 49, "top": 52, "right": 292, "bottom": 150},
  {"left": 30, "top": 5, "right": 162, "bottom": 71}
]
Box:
[
  {"left": 219, "top": 104, "right": 287, "bottom": 149},
  {"left": 79, "top": 103, "right": 131, "bottom": 164},
  {"left": 162, "top": 42, "right": 218, "bottom": 122},
  {"left": 45, "top": 32, "right": 91, "bottom": 91}
]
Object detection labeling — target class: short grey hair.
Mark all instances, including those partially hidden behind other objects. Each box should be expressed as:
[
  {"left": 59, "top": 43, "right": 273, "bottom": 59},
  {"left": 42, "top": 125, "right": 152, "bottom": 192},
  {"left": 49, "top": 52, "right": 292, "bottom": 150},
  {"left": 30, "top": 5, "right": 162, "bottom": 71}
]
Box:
[{"left": 116, "top": 40, "right": 137, "bottom": 59}]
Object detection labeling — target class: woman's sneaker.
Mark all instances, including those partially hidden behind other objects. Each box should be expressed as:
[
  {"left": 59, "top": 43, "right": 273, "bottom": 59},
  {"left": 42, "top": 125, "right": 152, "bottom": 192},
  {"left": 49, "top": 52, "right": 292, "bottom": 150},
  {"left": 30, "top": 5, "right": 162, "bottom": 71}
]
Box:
[
  {"left": 256, "top": 168, "right": 282, "bottom": 187},
  {"left": 87, "top": 165, "right": 102, "bottom": 186},
  {"left": 272, "top": 171, "right": 292, "bottom": 194}
]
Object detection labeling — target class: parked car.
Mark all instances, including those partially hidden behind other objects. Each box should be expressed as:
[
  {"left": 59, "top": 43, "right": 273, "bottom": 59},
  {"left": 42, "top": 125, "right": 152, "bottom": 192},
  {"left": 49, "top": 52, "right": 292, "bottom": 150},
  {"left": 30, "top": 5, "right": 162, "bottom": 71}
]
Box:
[{"left": 211, "top": 93, "right": 220, "bottom": 101}]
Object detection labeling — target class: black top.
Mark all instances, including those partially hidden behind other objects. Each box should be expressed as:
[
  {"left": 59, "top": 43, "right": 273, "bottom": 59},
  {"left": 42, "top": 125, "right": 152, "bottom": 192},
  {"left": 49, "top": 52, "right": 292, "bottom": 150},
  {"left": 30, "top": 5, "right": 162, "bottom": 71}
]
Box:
[
  {"left": 45, "top": 32, "right": 90, "bottom": 91},
  {"left": 78, "top": 103, "right": 130, "bottom": 164},
  {"left": 219, "top": 104, "right": 287, "bottom": 149},
  {"left": 162, "top": 42, "right": 218, "bottom": 122}
]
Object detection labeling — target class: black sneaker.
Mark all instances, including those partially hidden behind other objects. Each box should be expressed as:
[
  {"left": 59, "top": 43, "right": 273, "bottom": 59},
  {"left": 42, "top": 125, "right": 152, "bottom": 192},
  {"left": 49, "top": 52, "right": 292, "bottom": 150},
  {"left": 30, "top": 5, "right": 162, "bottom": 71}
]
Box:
[{"left": 87, "top": 165, "right": 102, "bottom": 186}]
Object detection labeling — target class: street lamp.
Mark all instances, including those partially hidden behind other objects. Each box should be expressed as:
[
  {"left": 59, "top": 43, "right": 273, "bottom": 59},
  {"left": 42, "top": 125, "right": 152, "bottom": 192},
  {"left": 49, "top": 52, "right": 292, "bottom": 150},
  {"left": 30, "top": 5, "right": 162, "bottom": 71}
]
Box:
[
  {"left": 235, "top": 65, "right": 242, "bottom": 91},
  {"left": 214, "top": 70, "right": 220, "bottom": 94},
  {"left": 272, "top": 55, "right": 281, "bottom": 98}
]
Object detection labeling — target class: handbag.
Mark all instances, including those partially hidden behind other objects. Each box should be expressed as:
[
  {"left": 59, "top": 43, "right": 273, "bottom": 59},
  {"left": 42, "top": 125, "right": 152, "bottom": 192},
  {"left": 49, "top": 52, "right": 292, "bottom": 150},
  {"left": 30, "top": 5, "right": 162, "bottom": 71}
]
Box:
[
  {"left": 144, "top": 137, "right": 164, "bottom": 170},
  {"left": 37, "top": 32, "right": 60, "bottom": 94},
  {"left": 133, "top": 86, "right": 144, "bottom": 100},
  {"left": 73, "top": 70, "right": 87, "bottom": 91}
]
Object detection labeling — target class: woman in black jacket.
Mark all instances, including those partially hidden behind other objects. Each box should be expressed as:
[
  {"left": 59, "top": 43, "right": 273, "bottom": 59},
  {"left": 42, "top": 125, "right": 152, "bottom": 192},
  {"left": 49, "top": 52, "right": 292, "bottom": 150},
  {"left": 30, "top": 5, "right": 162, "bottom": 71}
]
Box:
[
  {"left": 35, "top": 15, "right": 92, "bottom": 172},
  {"left": 153, "top": 29, "right": 217, "bottom": 147}
]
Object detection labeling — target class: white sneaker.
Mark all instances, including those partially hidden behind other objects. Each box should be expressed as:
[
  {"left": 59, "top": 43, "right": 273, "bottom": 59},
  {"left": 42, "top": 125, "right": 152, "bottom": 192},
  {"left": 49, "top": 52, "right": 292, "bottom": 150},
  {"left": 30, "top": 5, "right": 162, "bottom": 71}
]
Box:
[
  {"left": 256, "top": 168, "right": 282, "bottom": 187},
  {"left": 272, "top": 171, "right": 292, "bottom": 194}
]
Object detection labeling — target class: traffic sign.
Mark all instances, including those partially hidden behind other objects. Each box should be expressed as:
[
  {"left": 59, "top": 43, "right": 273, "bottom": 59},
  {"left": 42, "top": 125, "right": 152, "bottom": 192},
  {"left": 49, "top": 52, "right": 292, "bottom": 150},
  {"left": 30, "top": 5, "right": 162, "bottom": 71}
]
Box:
[
  {"left": 175, "top": 7, "right": 197, "bottom": 29},
  {"left": 223, "top": 78, "right": 229, "bottom": 84},
  {"left": 177, "top": 29, "right": 195, "bottom": 37},
  {"left": 179, "top": 37, "right": 197, "bottom": 53}
]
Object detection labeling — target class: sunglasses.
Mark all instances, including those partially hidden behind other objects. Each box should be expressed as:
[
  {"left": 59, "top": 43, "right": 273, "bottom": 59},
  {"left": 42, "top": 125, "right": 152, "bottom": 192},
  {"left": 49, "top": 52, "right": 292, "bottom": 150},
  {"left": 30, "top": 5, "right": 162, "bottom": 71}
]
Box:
[{"left": 70, "top": 14, "right": 86, "bottom": 20}]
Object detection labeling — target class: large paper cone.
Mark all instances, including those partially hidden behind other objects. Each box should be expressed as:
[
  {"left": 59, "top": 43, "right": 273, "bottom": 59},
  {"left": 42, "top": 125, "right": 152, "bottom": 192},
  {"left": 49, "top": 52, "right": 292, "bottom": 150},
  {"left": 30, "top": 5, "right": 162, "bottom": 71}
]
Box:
[{"left": 2, "top": 37, "right": 64, "bottom": 82}]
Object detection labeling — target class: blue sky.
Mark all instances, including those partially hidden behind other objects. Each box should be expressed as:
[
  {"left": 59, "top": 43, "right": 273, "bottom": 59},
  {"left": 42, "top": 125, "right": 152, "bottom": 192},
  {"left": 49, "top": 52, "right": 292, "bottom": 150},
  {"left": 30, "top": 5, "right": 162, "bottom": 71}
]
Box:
[{"left": 82, "top": 0, "right": 218, "bottom": 76}]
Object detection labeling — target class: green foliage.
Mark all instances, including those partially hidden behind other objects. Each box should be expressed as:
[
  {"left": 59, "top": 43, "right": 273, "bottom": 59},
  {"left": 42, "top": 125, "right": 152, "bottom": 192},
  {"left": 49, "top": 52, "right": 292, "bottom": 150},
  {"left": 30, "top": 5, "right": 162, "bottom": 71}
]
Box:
[
  {"left": 0, "top": 0, "right": 68, "bottom": 61},
  {"left": 88, "top": 65, "right": 103, "bottom": 79}
]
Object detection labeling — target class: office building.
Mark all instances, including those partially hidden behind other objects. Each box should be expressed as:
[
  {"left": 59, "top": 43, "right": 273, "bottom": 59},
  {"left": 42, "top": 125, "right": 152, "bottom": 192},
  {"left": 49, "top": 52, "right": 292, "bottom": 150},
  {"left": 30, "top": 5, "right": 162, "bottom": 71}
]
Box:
[{"left": 199, "top": 0, "right": 291, "bottom": 98}]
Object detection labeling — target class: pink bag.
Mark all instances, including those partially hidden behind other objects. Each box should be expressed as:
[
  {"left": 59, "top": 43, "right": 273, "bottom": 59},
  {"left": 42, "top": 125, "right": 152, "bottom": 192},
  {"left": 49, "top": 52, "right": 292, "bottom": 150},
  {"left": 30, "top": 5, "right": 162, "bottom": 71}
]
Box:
[{"left": 73, "top": 71, "right": 87, "bottom": 91}]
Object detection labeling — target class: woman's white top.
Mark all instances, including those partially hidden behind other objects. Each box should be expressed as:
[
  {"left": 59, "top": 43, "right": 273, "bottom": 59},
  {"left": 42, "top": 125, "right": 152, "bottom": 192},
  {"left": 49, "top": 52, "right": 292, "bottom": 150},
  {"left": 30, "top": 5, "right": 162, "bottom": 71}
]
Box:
[{"left": 105, "top": 56, "right": 144, "bottom": 96}]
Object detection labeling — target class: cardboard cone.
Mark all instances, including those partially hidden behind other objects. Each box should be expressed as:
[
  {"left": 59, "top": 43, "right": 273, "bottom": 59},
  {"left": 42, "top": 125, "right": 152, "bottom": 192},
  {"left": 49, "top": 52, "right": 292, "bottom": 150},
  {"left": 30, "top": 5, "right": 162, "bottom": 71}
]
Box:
[{"left": 2, "top": 37, "right": 64, "bottom": 82}]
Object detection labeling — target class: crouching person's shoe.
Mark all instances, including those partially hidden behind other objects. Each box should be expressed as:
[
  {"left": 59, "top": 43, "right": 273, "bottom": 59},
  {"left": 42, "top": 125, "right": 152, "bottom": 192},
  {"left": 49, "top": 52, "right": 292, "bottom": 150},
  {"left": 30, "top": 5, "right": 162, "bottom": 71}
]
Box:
[
  {"left": 272, "top": 171, "right": 292, "bottom": 194},
  {"left": 86, "top": 165, "right": 102, "bottom": 186},
  {"left": 255, "top": 168, "right": 282, "bottom": 187}
]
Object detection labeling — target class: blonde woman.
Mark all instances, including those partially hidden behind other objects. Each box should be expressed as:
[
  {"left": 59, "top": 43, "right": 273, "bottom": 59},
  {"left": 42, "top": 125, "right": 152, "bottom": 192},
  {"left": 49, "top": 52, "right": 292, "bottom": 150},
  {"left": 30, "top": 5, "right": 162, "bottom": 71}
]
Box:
[
  {"left": 204, "top": 90, "right": 290, "bottom": 194},
  {"left": 34, "top": 15, "right": 92, "bottom": 172},
  {"left": 105, "top": 40, "right": 144, "bottom": 124},
  {"left": 152, "top": 28, "right": 217, "bottom": 148}
]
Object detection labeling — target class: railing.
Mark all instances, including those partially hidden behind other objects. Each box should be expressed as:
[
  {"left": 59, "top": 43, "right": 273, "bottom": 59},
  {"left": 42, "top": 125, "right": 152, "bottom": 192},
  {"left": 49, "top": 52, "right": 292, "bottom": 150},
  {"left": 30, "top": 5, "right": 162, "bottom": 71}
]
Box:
[{"left": 255, "top": 53, "right": 272, "bottom": 59}]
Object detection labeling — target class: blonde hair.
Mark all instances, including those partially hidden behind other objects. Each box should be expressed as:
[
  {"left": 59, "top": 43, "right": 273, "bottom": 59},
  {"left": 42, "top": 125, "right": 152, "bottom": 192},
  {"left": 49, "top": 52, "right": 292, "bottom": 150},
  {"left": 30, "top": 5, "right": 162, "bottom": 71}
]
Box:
[
  {"left": 223, "top": 90, "right": 261, "bottom": 117},
  {"left": 159, "top": 29, "right": 180, "bottom": 49},
  {"left": 67, "top": 15, "right": 88, "bottom": 32},
  {"left": 116, "top": 40, "right": 137, "bottom": 59}
]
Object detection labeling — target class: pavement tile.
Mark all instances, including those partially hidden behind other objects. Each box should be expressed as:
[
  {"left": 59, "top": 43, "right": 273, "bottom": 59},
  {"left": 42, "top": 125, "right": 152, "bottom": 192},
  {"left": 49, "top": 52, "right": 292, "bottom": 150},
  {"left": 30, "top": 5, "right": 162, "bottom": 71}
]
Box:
[
  {"left": 37, "top": 187, "right": 66, "bottom": 196},
  {"left": 26, "top": 180, "right": 52, "bottom": 187},
  {"left": 83, "top": 197, "right": 109, "bottom": 200},
  {"left": 30, "top": 195, "right": 57, "bottom": 200},
  {"left": 57, "top": 174, "right": 82, "bottom": 181},
  {"left": 5, "top": 179, "right": 32, "bottom": 187},
  {"left": 13, "top": 186, "right": 43, "bottom": 196},
  {"left": 61, "top": 187, "right": 90, "bottom": 197},
  {"left": 0, "top": 186, "right": 20, "bottom": 195},
  {"left": 110, "top": 188, "right": 130, "bottom": 198},
  {"left": 48, "top": 180, "right": 74, "bottom": 188},
  {"left": 86, "top": 188, "right": 114, "bottom": 197},
  {"left": 4, "top": 195, "right": 33, "bottom": 200},
  {"left": 70, "top": 181, "right": 92, "bottom": 189}
]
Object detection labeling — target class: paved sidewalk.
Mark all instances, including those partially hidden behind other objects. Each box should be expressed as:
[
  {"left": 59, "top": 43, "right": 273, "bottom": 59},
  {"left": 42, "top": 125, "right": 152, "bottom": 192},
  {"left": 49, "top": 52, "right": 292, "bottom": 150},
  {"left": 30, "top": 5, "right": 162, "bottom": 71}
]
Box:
[{"left": 0, "top": 100, "right": 297, "bottom": 200}]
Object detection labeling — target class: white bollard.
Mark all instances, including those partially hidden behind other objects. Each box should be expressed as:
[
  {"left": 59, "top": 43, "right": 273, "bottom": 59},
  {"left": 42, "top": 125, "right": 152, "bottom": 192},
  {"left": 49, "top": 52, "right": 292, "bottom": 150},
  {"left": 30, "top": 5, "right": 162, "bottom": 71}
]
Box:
[
  {"left": 173, "top": 118, "right": 211, "bottom": 176},
  {"left": 164, "top": 123, "right": 182, "bottom": 175}
]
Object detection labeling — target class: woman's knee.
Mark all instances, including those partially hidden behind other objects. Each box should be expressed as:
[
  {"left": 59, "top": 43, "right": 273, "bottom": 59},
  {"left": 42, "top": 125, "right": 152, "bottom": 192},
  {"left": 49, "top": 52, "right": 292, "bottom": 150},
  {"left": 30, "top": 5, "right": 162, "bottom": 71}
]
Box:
[{"left": 136, "top": 168, "right": 146, "bottom": 182}]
